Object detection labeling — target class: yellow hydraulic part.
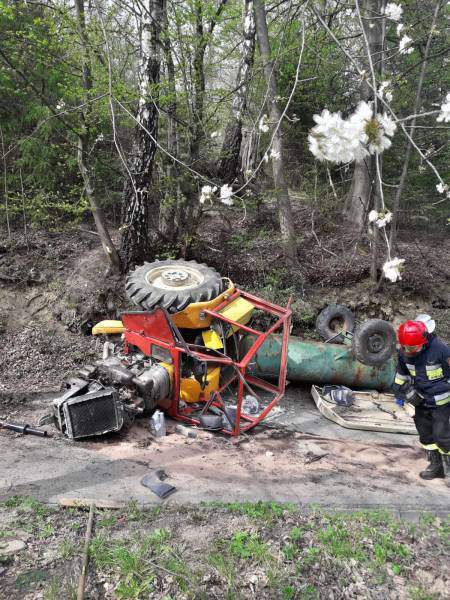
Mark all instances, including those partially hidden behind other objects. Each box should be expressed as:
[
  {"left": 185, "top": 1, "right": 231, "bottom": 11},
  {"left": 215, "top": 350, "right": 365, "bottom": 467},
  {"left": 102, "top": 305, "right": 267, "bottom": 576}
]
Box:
[
  {"left": 201, "top": 296, "right": 255, "bottom": 350},
  {"left": 180, "top": 366, "right": 221, "bottom": 403},
  {"left": 171, "top": 280, "right": 236, "bottom": 329},
  {"left": 92, "top": 320, "right": 125, "bottom": 335}
]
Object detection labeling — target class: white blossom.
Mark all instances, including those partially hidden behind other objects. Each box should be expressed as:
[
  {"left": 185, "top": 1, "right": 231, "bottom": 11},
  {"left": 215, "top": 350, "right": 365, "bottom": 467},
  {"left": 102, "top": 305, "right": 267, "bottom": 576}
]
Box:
[
  {"left": 308, "top": 102, "right": 397, "bottom": 164},
  {"left": 378, "top": 81, "right": 390, "bottom": 98},
  {"left": 96, "top": 133, "right": 104, "bottom": 142},
  {"left": 385, "top": 3, "right": 403, "bottom": 21},
  {"left": 210, "top": 131, "right": 218, "bottom": 139},
  {"left": 376, "top": 211, "right": 393, "bottom": 228},
  {"left": 396, "top": 23, "right": 404, "bottom": 36},
  {"left": 383, "top": 258, "right": 405, "bottom": 283},
  {"left": 56, "top": 100, "right": 65, "bottom": 110},
  {"left": 269, "top": 148, "right": 280, "bottom": 161},
  {"left": 368, "top": 210, "right": 393, "bottom": 228},
  {"left": 199, "top": 185, "right": 217, "bottom": 204},
  {"left": 436, "top": 182, "right": 448, "bottom": 194},
  {"left": 436, "top": 93, "right": 450, "bottom": 122},
  {"left": 399, "top": 35, "right": 414, "bottom": 54},
  {"left": 220, "top": 184, "right": 233, "bottom": 206},
  {"left": 258, "top": 114, "right": 270, "bottom": 133},
  {"left": 368, "top": 210, "right": 379, "bottom": 223},
  {"left": 385, "top": 90, "right": 393, "bottom": 102}
]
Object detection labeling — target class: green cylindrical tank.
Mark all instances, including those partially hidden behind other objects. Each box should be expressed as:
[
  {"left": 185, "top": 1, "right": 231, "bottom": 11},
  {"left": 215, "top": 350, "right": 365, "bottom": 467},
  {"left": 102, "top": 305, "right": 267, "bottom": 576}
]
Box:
[{"left": 241, "top": 335, "right": 396, "bottom": 390}]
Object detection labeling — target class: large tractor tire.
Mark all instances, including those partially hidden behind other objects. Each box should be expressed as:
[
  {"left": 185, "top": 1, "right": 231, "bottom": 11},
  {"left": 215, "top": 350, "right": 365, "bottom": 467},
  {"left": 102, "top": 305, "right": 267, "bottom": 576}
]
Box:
[
  {"left": 316, "top": 304, "right": 356, "bottom": 343},
  {"left": 351, "top": 319, "right": 396, "bottom": 366},
  {"left": 125, "top": 260, "right": 224, "bottom": 313}
]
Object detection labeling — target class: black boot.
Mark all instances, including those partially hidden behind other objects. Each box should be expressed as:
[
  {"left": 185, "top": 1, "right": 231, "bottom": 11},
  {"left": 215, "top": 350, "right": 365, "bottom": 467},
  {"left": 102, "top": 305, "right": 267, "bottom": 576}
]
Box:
[
  {"left": 442, "top": 455, "right": 450, "bottom": 486},
  {"left": 419, "top": 450, "right": 444, "bottom": 479}
]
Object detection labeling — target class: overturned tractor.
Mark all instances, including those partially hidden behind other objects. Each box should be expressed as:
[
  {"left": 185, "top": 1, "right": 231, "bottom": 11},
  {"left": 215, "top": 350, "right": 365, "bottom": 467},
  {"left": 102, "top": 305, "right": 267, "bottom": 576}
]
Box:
[{"left": 53, "top": 260, "right": 397, "bottom": 439}]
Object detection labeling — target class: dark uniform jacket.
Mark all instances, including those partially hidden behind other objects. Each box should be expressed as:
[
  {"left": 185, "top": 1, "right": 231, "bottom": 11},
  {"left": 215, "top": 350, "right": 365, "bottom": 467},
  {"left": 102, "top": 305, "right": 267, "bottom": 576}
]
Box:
[{"left": 392, "top": 334, "right": 450, "bottom": 408}]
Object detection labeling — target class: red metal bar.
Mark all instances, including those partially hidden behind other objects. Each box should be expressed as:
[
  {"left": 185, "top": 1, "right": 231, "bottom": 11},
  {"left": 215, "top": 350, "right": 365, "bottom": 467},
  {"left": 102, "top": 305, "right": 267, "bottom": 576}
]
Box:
[
  {"left": 238, "top": 289, "right": 290, "bottom": 316},
  {"left": 206, "top": 289, "right": 242, "bottom": 314},
  {"left": 202, "top": 309, "right": 263, "bottom": 337},
  {"left": 245, "top": 375, "right": 279, "bottom": 394}
]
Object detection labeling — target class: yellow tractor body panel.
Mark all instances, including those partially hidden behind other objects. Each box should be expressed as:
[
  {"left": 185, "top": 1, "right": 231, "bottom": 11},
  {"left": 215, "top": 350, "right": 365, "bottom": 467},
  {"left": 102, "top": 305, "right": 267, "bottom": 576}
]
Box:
[
  {"left": 201, "top": 297, "right": 255, "bottom": 350},
  {"left": 171, "top": 283, "right": 235, "bottom": 329},
  {"left": 180, "top": 366, "right": 221, "bottom": 403},
  {"left": 201, "top": 329, "right": 224, "bottom": 350},
  {"left": 92, "top": 320, "right": 125, "bottom": 335},
  {"left": 218, "top": 296, "right": 254, "bottom": 325}
]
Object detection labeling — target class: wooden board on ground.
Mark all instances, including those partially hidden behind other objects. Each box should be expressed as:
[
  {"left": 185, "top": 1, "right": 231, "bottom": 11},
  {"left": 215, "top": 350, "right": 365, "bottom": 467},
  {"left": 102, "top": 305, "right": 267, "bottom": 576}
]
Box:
[{"left": 310, "top": 386, "right": 417, "bottom": 434}]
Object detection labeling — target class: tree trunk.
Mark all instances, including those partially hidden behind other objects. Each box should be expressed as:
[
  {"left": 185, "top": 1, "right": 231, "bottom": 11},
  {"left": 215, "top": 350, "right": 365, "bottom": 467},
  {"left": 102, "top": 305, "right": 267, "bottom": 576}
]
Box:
[
  {"left": 74, "top": 0, "right": 121, "bottom": 272},
  {"left": 120, "top": 0, "right": 163, "bottom": 271},
  {"left": 218, "top": 0, "right": 256, "bottom": 183},
  {"left": 389, "top": 0, "right": 442, "bottom": 250},
  {"left": 253, "top": 0, "right": 298, "bottom": 267},
  {"left": 189, "top": 1, "right": 206, "bottom": 164},
  {"left": 344, "top": 0, "right": 382, "bottom": 229},
  {"left": 159, "top": 0, "right": 182, "bottom": 242}
]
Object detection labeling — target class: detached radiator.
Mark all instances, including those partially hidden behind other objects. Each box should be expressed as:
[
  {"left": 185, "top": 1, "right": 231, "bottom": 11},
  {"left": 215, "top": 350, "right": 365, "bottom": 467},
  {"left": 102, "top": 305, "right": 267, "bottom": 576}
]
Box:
[{"left": 54, "top": 388, "right": 123, "bottom": 439}]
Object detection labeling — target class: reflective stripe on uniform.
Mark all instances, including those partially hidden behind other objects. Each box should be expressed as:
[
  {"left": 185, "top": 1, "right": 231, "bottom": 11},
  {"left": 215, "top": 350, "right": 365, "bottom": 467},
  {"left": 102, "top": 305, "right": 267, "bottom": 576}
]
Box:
[
  {"left": 406, "top": 363, "right": 416, "bottom": 376},
  {"left": 437, "top": 447, "right": 450, "bottom": 455},
  {"left": 435, "top": 393, "right": 450, "bottom": 406},
  {"left": 421, "top": 443, "right": 439, "bottom": 450},
  {"left": 425, "top": 364, "right": 444, "bottom": 380},
  {"left": 394, "top": 373, "right": 408, "bottom": 385}
]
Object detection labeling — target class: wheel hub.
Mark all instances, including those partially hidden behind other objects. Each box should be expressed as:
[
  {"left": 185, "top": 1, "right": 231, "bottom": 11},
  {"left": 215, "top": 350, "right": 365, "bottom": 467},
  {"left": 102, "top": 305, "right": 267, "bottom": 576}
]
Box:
[
  {"left": 367, "top": 333, "right": 384, "bottom": 353},
  {"left": 161, "top": 269, "right": 190, "bottom": 287}
]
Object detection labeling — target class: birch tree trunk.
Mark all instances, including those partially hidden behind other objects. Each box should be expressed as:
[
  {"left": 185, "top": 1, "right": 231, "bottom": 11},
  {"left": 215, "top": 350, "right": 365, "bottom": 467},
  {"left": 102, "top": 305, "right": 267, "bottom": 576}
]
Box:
[
  {"left": 74, "top": 0, "right": 121, "bottom": 272},
  {"left": 218, "top": 0, "right": 256, "bottom": 183},
  {"left": 253, "top": 0, "right": 298, "bottom": 267},
  {"left": 389, "top": 0, "right": 442, "bottom": 249},
  {"left": 344, "top": 0, "right": 382, "bottom": 229},
  {"left": 120, "top": 0, "right": 163, "bottom": 271}
]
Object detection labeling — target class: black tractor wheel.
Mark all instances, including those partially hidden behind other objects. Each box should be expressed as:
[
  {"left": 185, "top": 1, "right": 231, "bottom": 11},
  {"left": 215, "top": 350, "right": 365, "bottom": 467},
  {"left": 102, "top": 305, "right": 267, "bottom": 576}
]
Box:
[
  {"left": 351, "top": 319, "right": 396, "bottom": 366},
  {"left": 125, "top": 260, "right": 224, "bottom": 313},
  {"left": 316, "top": 304, "right": 356, "bottom": 343}
]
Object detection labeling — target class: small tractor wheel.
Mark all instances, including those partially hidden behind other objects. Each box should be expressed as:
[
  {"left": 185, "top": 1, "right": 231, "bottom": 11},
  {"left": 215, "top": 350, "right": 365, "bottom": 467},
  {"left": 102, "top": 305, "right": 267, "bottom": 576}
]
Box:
[
  {"left": 351, "top": 319, "right": 396, "bottom": 366},
  {"left": 125, "top": 260, "right": 224, "bottom": 313},
  {"left": 316, "top": 304, "right": 356, "bottom": 343}
]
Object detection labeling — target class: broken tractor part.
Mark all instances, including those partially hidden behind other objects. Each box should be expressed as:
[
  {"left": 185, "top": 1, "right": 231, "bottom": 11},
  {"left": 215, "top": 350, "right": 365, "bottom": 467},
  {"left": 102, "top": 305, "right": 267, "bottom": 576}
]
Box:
[{"left": 53, "top": 382, "right": 123, "bottom": 439}]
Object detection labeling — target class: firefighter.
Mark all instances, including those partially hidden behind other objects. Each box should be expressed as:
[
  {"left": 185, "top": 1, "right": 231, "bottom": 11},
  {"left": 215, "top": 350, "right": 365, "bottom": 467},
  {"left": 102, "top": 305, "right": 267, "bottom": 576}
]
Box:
[{"left": 393, "top": 319, "right": 450, "bottom": 482}]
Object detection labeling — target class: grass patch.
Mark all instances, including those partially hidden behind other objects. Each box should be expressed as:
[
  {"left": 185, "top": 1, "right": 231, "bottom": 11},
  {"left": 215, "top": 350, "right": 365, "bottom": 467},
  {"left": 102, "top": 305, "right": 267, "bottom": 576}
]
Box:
[
  {"left": 3, "top": 495, "right": 54, "bottom": 517},
  {"left": 208, "top": 500, "right": 296, "bottom": 522},
  {"left": 228, "top": 531, "right": 270, "bottom": 562}
]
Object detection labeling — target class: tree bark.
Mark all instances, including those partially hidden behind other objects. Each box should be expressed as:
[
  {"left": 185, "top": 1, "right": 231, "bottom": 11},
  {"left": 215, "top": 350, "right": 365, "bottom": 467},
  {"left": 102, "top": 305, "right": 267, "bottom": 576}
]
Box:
[
  {"left": 218, "top": 0, "right": 256, "bottom": 183},
  {"left": 389, "top": 0, "right": 442, "bottom": 250},
  {"left": 120, "top": 0, "right": 163, "bottom": 271},
  {"left": 253, "top": 0, "right": 298, "bottom": 267},
  {"left": 74, "top": 0, "right": 122, "bottom": 272},
  {"left": 159, "top": 0, "right": 184, "bottom": 242},
  {"left": 344, "top": 0, "right": 382, "bottom": 229}
]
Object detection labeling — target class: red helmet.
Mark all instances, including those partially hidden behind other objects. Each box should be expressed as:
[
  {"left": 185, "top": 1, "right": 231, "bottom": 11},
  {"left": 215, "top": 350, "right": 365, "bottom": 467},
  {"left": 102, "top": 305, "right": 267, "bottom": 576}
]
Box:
[{"left": 397, "top": 320, "right": 428, "bottom": 347}]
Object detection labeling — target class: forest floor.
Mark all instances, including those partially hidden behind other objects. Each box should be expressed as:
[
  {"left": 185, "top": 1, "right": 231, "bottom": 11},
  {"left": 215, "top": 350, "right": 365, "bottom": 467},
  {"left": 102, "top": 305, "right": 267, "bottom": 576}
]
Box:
[{"left": 0, "top": 207, "right": 449, "bottom": 598}]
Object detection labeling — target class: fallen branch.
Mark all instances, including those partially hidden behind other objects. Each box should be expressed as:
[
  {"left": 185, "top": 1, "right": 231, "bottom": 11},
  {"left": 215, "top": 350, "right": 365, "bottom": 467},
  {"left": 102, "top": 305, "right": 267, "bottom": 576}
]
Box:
[{"left": 76, "top": 502, "right": 95, "bottom": 600}]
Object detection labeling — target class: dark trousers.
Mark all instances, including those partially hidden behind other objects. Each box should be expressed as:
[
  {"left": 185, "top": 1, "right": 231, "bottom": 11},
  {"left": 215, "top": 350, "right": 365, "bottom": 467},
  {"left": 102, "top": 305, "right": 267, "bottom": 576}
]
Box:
[{"left": 413, "top": 404, "right": 450, "bottom": 453}]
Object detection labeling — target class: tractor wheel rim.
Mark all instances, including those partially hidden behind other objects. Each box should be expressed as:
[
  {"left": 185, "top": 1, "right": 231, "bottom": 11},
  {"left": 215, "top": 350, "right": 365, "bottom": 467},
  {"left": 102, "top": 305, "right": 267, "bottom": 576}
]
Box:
[{"left": 145, "top": 265, "right": 205, "bottom": 290}]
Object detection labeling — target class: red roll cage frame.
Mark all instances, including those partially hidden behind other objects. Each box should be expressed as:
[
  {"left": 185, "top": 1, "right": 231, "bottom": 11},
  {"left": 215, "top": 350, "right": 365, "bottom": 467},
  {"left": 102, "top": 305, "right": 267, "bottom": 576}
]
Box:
[{"left": 122, "top": 288, "right": 291, "bottom": 436}]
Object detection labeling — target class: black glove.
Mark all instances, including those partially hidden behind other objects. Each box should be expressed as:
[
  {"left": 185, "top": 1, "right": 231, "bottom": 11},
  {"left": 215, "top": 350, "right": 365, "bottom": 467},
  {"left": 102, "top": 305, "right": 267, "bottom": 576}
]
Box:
[{"left": 403, "top": 384, "right": 423, "bottom": 407}]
